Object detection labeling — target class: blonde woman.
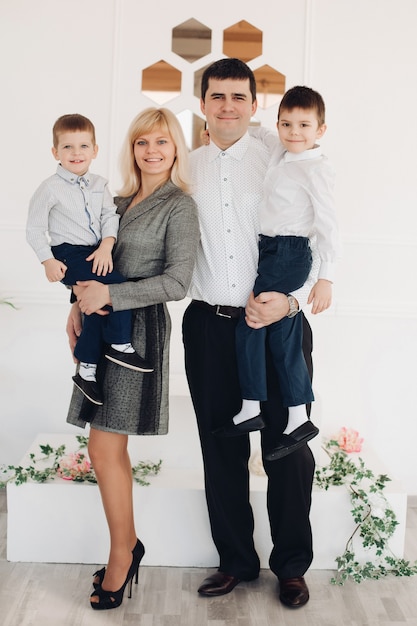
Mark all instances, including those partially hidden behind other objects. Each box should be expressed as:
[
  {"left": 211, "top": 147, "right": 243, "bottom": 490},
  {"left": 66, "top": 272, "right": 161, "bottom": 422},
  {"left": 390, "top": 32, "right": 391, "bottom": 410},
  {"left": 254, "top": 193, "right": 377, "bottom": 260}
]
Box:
[{"left": 66, "top": 108, "right": 200, "bottom": 610}]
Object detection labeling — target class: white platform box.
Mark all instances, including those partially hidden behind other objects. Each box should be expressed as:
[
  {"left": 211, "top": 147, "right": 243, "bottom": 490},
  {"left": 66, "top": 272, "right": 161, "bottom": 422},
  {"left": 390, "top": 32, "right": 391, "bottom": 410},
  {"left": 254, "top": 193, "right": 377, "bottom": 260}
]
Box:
[
  {"left": 7, "top": 463, "right": 217, "bottom": 567},
  {"left": 6, "top": 408, "right": 407, "bottom": 569}
]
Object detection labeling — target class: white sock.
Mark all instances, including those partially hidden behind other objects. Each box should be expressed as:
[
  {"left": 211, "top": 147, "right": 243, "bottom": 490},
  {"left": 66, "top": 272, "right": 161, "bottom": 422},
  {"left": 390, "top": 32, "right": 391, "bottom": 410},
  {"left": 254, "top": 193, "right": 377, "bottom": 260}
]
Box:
[
  {"left": 233, "top": 399, "right": 261, "bottom": 425},
  {"left": 111, "top": 342, "right": 135, "bottom": 353},
  {"left": 283, "top": 405, "right": 308, "bottom": 435},
  {"left": 79, "top": 363, "right": 97, "bottom": 382}
]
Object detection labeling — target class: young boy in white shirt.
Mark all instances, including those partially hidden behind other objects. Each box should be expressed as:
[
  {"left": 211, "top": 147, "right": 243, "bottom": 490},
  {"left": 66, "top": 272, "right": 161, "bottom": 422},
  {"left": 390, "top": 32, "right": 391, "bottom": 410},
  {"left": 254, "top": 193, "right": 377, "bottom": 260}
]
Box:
[
  {"left": 215, "top": 86, "right": 339, "bottom": 460},
  {"left": 27, "top": 114, "right": 153, "bottom": 406}
]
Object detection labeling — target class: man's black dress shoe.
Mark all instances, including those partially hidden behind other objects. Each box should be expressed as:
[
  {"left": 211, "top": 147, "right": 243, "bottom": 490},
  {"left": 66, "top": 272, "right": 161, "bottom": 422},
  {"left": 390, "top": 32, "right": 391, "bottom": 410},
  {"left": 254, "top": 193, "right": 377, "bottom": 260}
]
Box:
[
  {"left": 212, "top": 414, "right": 266, "bottom": 437},
  {"left": 198, "top": 572, "right": 241, "bottom": 596},
  {"left": 264, "top": 421, "right": 319, "bottom": 461},
  {"left": 279, "top": 576, "right": 309, "bottom": 608}
]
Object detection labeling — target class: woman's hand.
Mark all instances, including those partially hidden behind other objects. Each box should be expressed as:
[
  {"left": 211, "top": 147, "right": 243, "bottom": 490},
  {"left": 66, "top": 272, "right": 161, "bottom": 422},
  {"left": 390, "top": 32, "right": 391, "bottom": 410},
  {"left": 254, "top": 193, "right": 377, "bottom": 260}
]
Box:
[
  {"left": 244, "top": 291, "right": 290, "bottom": 329},
  {"left": 74, "top": 280, "right": 111, "bottom": 316},
  {"left": 66, "top": 302, "right": 82, "bottom": 362}
]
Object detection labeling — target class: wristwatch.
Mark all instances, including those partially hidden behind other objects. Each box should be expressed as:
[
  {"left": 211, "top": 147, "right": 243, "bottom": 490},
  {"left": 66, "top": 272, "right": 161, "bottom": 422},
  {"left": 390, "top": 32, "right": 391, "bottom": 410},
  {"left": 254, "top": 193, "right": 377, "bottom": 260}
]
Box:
[{"left": 286, "top": 295, "right": 299, "bottom": 318}]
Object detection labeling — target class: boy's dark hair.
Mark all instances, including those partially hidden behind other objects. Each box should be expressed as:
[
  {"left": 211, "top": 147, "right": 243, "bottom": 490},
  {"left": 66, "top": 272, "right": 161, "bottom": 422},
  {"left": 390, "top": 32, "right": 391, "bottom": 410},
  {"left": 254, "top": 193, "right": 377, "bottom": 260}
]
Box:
[
  {"left": 278, "top": 86, "right": 326, "bottom": 126},
  {"left": 52, "top": 114, "right": 96, "bottom": 148},
  {"left": 201, "top": 58, "right": 257, "bottom": 102}
]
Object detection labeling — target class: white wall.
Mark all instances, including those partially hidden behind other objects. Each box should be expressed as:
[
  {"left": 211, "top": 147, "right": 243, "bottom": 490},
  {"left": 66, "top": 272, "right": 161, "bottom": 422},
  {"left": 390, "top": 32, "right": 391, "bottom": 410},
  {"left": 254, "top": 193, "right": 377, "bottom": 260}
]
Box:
[{"left": 1, "top": 0, "right": 416, "bottom": 493}]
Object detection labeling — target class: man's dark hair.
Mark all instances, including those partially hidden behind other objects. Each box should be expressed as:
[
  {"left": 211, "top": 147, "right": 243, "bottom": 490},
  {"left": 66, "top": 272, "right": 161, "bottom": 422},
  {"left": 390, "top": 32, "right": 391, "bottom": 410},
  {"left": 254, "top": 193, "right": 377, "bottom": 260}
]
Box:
[
  {"left": 201, "top": 58, "right": 257, "bottom": 102},
  {"left": 278, "top": 86, "right": 326, "bottom": 126}
]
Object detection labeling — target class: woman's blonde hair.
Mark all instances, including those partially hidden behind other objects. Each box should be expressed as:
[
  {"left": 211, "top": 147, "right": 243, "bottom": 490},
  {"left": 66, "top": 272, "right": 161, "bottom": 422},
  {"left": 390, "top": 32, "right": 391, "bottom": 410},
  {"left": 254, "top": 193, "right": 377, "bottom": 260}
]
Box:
[{"left": 118, "top": 107, "right": 191, "bottom": 196}]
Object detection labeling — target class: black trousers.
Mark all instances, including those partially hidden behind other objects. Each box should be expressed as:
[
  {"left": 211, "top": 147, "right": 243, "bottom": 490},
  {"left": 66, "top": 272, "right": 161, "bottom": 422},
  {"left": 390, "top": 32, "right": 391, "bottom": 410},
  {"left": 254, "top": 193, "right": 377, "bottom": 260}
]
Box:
[{"left": 182, "top": 301, "right": 315, "bottom": 580}]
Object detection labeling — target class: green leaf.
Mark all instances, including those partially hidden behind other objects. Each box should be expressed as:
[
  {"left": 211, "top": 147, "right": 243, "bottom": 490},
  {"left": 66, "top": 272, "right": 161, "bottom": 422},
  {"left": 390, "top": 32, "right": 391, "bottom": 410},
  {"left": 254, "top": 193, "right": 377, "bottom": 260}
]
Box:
[
  {"left": 314, "top": 435, "right": 417, "bottom": 585},
  {"left": 0, "top": 440, "right": 162, "bottom": 492}
]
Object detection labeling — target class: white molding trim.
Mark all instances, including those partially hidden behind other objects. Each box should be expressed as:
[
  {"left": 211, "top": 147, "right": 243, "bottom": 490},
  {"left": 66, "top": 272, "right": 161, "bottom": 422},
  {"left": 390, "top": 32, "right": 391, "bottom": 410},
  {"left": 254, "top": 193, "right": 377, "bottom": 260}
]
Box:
[
  {"left": 108, "top": 0, "right": 123, "bottom": 186},
  {"left": 342, "top": 234, "right": 417, "bottom": 248},
  {"left": 3, "top": 291, "right": 70, "bottom": 307},
  {"left": 0, "top": 223, "right": 25, "bottom": 231},
  {"left": 333, "top": 301, "right": 417, "bottom": 319},
  {"left": 303, "top": 0, "right": 313, "bottom": 85},
  {"left": 2, "top": 223, "right": 416, "bottom": 250},
  {"left": 6, "top": 291, "right": 417, "bottom": 319}
]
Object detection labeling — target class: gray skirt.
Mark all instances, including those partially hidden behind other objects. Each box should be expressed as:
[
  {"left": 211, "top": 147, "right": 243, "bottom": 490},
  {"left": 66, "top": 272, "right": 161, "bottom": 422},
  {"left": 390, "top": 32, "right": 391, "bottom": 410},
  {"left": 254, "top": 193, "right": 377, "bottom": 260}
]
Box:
[{"left": 66, "top": 303, "right": 170, "bottom": 435}]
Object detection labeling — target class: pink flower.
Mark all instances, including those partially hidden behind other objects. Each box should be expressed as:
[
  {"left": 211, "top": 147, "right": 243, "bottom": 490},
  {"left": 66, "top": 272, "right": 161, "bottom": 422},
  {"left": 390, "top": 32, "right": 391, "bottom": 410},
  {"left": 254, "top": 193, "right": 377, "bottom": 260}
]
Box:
[
  {"left": 334, "top": 427, "right": 364, "bottom": 453},
  {"left": 57, "top": 452, "right": 91, "bottom": 480}
]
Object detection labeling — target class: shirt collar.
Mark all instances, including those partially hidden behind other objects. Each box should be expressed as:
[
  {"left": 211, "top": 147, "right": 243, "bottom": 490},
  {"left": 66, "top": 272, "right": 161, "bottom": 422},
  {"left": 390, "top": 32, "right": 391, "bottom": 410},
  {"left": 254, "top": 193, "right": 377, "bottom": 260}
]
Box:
[
  {"left": 208, "top": 131, "right": 251, "bottom": 162},
  {"left": 283, "top": 144, "right": 322, "bottom": 163},
  {"left": 56, "top": 163, "right": 91, "bottom": 185}
]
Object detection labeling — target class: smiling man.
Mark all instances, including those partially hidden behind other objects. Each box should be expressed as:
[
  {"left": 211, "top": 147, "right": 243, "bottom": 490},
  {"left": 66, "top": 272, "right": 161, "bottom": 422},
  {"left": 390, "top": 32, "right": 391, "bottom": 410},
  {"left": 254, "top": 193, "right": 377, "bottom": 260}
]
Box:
[
  {"left": 200, "top": 79, "right": 257, "bottom": 149},
  {"left": 182, "top": 58, "right": 316, "bottom": 609}
]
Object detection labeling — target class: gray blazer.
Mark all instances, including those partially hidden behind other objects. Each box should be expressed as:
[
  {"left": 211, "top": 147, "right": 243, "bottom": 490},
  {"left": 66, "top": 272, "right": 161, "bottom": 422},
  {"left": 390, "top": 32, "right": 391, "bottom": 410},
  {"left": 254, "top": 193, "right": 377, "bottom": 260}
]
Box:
[{"left": 66, "top": 181, "right": 200, "bottom": 435}]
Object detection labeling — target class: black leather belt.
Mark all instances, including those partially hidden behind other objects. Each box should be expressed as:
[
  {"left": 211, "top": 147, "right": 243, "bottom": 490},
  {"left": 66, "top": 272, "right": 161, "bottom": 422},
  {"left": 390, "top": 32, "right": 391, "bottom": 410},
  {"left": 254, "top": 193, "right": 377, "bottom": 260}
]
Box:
[{"left": 191, "top": 300, "right": 243, "bottom": 319}]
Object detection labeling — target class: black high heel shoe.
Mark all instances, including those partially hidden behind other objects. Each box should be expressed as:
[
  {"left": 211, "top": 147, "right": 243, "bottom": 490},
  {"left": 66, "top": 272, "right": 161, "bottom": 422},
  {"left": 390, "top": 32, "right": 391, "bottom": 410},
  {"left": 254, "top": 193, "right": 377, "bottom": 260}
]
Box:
[
  {"left": 90, "top": 554, "right": 140, "bottom": 610},
  {"left": 92, "top": 566, "right": 106, "bottom": 590},
  {"left": 92, "top": 538, "right": 145, "bottom": 590}
]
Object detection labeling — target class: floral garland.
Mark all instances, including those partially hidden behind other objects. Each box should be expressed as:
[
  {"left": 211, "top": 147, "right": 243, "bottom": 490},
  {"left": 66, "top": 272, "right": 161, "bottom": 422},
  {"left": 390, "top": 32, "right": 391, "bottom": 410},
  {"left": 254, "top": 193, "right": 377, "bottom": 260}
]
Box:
[
  {"left": 315, "top": 427, "right": 417, "bottom": 584},
  {"left": 3, "top": 429, "right": 417, "bottom": 585},
  {"left": 0, "top": 435, "right": 162, "bottom": 488}
]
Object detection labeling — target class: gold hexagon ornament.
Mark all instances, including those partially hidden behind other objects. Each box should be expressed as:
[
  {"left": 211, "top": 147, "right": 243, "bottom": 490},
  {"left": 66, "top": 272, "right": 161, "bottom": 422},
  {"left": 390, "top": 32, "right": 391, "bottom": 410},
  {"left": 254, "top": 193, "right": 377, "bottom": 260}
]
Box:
[
  {"left": 176, "top": 110, "right": 206, "bottom": 150},
  {"left": 253, "top": 65, "right": 286, "bottom": 109},
  {"left": 223, "top": 20, "right": 262, "bottom": 62},
  {"left": 193, "top": 63, "right": 212, "bottom": 100},
  {"left": 141, "top": 60, "right": 182, "bottom": 104},
  {"left": 172, "top": 18, "right": 212, "bottom": 63}
]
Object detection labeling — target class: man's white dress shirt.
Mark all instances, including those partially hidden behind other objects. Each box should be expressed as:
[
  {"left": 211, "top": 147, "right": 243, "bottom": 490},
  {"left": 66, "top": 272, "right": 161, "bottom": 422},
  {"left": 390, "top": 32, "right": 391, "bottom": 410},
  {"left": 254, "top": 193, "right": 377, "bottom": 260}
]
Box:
[{"left": 189, "top": 131, "right": 320, "bottom": 309}]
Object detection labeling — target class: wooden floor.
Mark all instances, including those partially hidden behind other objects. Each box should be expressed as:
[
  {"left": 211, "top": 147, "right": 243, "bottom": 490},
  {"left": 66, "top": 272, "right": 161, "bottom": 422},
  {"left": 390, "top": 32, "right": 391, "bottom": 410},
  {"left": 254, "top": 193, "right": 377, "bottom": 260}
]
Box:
[{"left": 1, "top": 490, "right": 417, "bottom": 626}]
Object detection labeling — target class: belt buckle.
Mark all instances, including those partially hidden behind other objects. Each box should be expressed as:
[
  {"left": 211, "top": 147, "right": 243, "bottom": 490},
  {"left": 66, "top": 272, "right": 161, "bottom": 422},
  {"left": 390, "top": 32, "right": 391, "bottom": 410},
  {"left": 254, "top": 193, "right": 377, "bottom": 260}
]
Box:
[{"left": 215, "top": 305, "right": 231, "bottom": 319}]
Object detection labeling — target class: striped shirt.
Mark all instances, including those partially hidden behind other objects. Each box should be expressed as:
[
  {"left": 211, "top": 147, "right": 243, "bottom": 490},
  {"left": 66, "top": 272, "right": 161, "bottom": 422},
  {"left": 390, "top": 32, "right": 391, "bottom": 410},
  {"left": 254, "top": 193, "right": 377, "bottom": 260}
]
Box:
[{"left": 26, "top": 164, "right": 120, "bottom": 263}]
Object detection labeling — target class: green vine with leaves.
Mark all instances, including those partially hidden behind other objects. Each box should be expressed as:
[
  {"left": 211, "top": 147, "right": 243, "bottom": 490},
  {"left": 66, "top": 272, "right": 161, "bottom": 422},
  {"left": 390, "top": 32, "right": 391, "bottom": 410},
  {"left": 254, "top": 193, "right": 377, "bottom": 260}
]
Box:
[
  {"left": 0, "top": 435, "right": 162, "bottom": 488},
  {"left": 315, "top": 437, "right": 417, "bottom": 584},
  {"left": 3, "top": 429, "right": 417, "bottom": 585}
]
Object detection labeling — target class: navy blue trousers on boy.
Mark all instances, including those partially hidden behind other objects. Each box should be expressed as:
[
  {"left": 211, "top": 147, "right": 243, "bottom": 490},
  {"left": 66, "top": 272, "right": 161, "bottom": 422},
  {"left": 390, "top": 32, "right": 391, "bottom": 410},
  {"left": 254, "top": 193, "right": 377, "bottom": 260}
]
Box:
[
  {"left": 52, "top": 243, "right": 131, "bottom": 364},
  {"left": 236, "top": 235, "right": 314, "bottom": 407}
]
